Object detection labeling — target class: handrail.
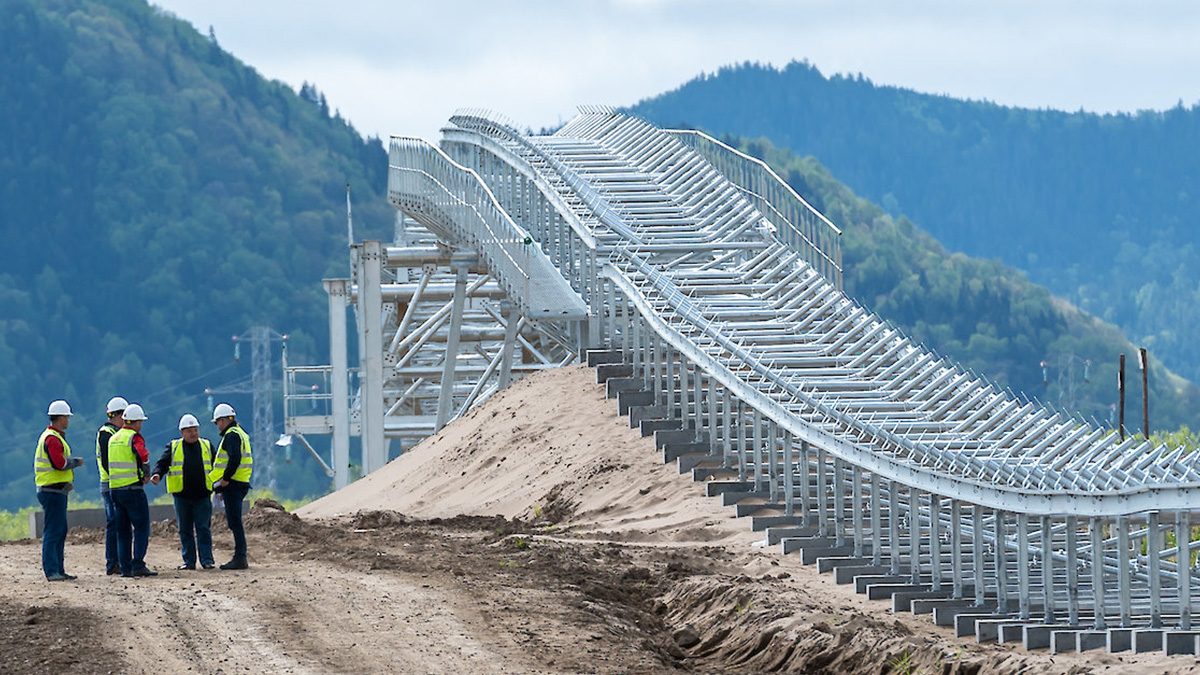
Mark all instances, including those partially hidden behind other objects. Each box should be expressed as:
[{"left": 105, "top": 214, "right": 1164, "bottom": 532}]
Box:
[
  {"left": 388, "top": 136, "right": 587, "bottom": 319},
  {"left": 667, "top": 129, "right": 843, "bottom": 290},
  {"left": 603, "top": 258, "right": 1200, "bottom": 516},
  {"left": 449, "top": 111, "right": 646, "bottom": 245}
]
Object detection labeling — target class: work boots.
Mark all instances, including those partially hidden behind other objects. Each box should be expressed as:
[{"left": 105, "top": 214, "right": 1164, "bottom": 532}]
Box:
[{"left": 219, "top": 557, "right": 248, "bottom": 570}]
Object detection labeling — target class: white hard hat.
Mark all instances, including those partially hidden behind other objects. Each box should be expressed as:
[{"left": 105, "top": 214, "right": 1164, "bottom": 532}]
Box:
[
  {"left": 106, "top": 396, "right": 129, "bottom": 414},
  {"left": 212, "top": 403, "right": 236, "bottom": 421},
  {"left": 123, "top": 403, "right": 148, "bottom": 422},
  {"left": 47, "top": 400, "right": 73, "bottom": 416},
  {"left": 178, "top": 414, "right": 200, "bottom": 430}
]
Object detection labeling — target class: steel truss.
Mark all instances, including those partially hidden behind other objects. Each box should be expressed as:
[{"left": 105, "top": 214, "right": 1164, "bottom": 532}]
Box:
[{"left": 287, "top": 106, "right": 1200, "bottom": 653}]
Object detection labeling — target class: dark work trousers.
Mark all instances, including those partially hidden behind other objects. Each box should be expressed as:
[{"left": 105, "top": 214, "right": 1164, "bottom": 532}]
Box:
[
  {"left": 111, "top": 487, "right": 150, "bottom": 575},
  {"left": 173, "top": 495, "right": 214, "bottom": 567},
  {"left": 222, "top": 484, "right": 249, "bottom": 560},
  {"left": 37, "top": 491, "right": 68, "bottom": 578},
  {"left": 101, "top": 489, "right": 118, "bottom": 574}
]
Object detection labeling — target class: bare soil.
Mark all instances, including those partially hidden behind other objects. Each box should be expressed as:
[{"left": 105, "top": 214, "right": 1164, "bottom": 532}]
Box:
[{"left": 3, "top": 366, "right": 1198, "bottom": 674}]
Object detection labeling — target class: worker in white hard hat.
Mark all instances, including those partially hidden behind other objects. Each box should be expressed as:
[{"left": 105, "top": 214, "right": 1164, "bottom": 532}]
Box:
[
  {"left": 96, "top": 396, "right": 127, "bottom": 575},
  {"left": 34, "top": 400, "right": 85, "bottom": 581},
  {"left": 210, "top": 403, "right": 252, "bottom": 570},
  {"left": 149, "top": 414, "right": 216, "bottom": 570},
  {"left": 107, "top": 403, "right": 158, "bottom": 577}
]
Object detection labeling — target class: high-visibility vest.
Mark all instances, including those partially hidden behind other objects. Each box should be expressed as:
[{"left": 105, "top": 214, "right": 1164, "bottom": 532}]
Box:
[
  {"left": 107, "top": 428, "right": 142, "bottom": 489},
  {"left": 95, "top": 423, "right": 119, "bottom": 489},
  {"left": 167, "top": 438, "right": 213, "bottom": 494},
  {"left": 34, "top": 428, "right": 74, "bottom": 487},
  {"left": 211, "top": 424, "right": 253, "bottom": 484}
]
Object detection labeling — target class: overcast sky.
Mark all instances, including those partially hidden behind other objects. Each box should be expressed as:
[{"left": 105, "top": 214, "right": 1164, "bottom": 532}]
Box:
[{"left": 150, "top": 0, "right": 1200, "bottom": 143}]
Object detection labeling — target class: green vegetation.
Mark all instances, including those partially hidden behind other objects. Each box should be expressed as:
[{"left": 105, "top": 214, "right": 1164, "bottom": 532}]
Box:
[
  {"left": 0, "top": 0, "right": 391, "bottom": 509},
  {"left": 0, "top": 506, "right": 39, "bottom": 541},
  {"left": 0, "top": 489, "right": 311, "bottom": 542},
  {"left": 632, "top": 61, "right": 1200, "bottom": 390},
  {"left": 0, "top": 497, "right": 103, "bottom": 541},
  {"left": 887, "top": 651, "right": 920, "bottom": 675},
  {"left": 6, "top": 3, "right": 1197, "bottom": 515}
]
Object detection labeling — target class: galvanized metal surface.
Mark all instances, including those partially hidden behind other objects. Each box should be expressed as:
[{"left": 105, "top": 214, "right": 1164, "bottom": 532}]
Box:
[{"left": 290, "top": 107, "right": 1200, "bottom": 650}]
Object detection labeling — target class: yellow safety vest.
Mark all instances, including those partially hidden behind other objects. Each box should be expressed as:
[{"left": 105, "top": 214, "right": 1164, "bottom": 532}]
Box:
[
  {"left": 211, "top": 424, "right": 253, "bottom": 484},
  {"left": 166, "top": 438, "right": 214, "bottom": 494},
  {"left": 34, "top": 428, "right": 74, "bottom": 487},
  {"left": 95, "top": 423, "right": 119, "bottom": 489},
  {"left": 107, "top": 428, "right": 142, "bottom": 489}
]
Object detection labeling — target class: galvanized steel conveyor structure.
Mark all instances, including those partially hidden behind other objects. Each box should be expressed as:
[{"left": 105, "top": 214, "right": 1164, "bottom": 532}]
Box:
[{"left": 287, "top": 106, "right": 1200, "bottom": 657}]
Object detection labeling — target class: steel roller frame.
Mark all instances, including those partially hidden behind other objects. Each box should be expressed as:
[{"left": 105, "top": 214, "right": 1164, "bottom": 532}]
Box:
[{"left": 292, "top": 106, "right": 1200, "bottom": 654}]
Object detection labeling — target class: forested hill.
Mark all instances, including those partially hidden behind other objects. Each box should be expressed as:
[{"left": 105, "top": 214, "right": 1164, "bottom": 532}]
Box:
[
  {"left": 3, "top": 3, "right": 1196, "bottom": 514},
  {"left": 0, "top": 0, "right": 391, "bottom": 509},
  {"left": 748, "top": 136, "right": 1200, "bottom": 433},
  {"left": 631, "top": 61, "right": 1200, "bottom": 387}
]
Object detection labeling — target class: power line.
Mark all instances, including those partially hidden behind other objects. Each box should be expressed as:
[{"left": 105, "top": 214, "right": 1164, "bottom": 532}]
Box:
[{"left": 141, "top": 361, "right": 239, "bottom": 401}]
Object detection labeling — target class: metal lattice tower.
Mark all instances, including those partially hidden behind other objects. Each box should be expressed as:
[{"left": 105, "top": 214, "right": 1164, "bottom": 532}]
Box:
[{"left": 222, "top": 326, "right": 286, "bottom": 489}]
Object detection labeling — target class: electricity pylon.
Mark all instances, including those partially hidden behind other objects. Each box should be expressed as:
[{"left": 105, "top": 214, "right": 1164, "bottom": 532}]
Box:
[{"left": 206, "top": 326, "right": 288, "bottom": 489}]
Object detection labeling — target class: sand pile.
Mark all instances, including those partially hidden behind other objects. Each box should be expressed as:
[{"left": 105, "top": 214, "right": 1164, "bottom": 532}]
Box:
[{"left": 299, "top": 365, "right": 758, "bottom": 547}]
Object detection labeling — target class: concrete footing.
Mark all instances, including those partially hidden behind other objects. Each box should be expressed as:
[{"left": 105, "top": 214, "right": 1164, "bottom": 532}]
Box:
[
  {"left": 1106, "top": 628, "right": 1133, "bottom": 653},
  {"left": 662, "top": 442, "right": 709, "bottom": 463},
  {"left": 720, "top": 489, "right": 768, "bottom": 506},
  {"left": 677, "top": 454, "right": 722, "bottom": 474},
  {"left": 749, "top": 515, "right": 806, "bottom": 531},
  {"left": 911, "top": 598, "right": 972, "bottom": 616},
  {"left": 954, "top": 612, "right": 1007, "bottom": 637},
  {"left": 1024, "top": 625, "right": 1083, "bottom": 650},
  {"left": 1132, "top": 629, "right": 1165, "bottom": 653},
  {"left": 616, "top": 389, "right": 653, "bottom": 414},
  {"left": 1163, "top": 631, "right": 1200, "bottom": 656},
  {"left": 736, "top": 501, "right": 785, "bottom": 518},
  {"left": 816, "top": 556, "right": 873, "bottom": 574},
  {"left": 855, "top": 574, "right": 908, "bottom": 594},
  {"left": 866, "top": 583, "right": 929, "bottom": 601},
  {"left": 1071, "top": 631, "right": 1108, "bottom": 653},
  {"left": 892, "top": 589, "right": 953, "bottom": 613},
  {"left": 974, "top": 618, "right": 1018, "bottom": 643},
  {"left": 833, "top": 565, "right": 894, "bottom": 585},
  {"left": 640, "top": 418, "right": 681, "bottom": 437}
]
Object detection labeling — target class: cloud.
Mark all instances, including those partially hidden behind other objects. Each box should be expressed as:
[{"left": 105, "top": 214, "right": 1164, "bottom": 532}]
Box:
[{"left": 151, "top": 0, "right": 1200, "bottom": 141}]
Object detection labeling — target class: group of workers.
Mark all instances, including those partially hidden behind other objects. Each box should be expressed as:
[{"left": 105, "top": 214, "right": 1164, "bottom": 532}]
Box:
[{"left": 33, "top": 397, "right": 254, "bottom": 581}]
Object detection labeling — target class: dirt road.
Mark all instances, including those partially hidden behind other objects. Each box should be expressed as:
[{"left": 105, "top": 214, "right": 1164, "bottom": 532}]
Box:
[{"left": 4, "top": 502, "right": 1198, "bottom": 674}]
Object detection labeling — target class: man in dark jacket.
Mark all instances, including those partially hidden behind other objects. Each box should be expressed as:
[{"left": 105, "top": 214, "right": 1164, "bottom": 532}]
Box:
[
  {"left": 150, "top": 414, "right": 215, "bottom": 570},
  {"left": 96, "top": 396, "right": 127, "bottom": 576},
  {"left": 210, "top": 403, "right": 252, "bottom": 570}
]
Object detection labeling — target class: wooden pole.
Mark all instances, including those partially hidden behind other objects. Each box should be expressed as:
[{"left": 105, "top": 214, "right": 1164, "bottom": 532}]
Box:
[
  {"left": 1140, "top": 347, "right": 1150, "bottom": 439},
  {"left": 1118, "top": 353, "right": 1126, "bottom": 441}
]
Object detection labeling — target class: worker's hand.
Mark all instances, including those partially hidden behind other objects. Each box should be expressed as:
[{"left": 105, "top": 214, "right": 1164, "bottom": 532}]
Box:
[
  {"left": 69, "top": 457, "right": 85, "bottom": 469},
  {"left": 150, "top": 474, "right": 161, "bottom": 486},
  {"left": 217, "top": 479, "right": 230, "bottom": 488}
]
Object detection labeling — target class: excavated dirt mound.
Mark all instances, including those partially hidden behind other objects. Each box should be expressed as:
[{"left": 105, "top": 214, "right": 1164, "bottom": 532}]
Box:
[
  {"left": 299, "top": 366, "right": 759, "bottom": 548},
  {"left": 295, "top": 365, "right": 1200, "bottom": 674}
]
